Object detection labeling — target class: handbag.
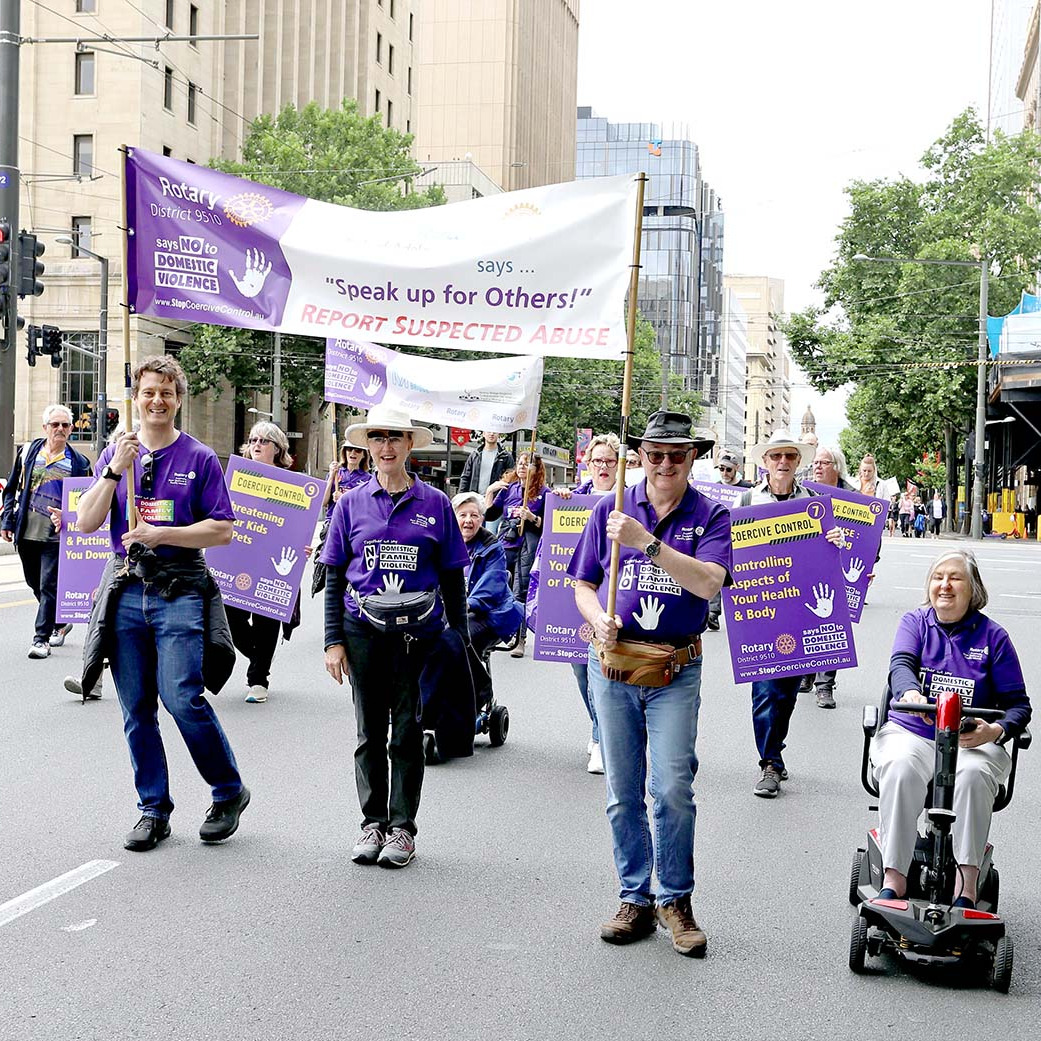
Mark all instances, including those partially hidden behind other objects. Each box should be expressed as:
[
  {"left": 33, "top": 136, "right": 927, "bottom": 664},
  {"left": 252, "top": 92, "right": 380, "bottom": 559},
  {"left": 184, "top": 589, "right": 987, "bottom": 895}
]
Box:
[
  {"left": 597, "top": 636, "right": 702, "bottom": 688},
  {"left": 349, "top": 584, "right": 439, "bottom": 633}
]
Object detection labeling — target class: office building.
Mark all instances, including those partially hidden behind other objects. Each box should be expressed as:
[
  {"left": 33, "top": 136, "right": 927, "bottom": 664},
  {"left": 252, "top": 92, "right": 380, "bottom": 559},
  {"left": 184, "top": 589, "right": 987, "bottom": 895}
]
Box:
[
  {"left": 993, "top": 0, "right": 1034, "bottom": 133},
  {"left": 718, "top": 288, "right": 748, "bottom": 458}
]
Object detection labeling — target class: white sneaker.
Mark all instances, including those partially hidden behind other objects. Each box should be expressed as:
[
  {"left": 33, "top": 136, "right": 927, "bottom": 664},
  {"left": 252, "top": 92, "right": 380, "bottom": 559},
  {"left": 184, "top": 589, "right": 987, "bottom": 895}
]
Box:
[
  {"left": 50, "top": 624, "right": 74, "bottom": 647},
  {"left": 64, "top": 675, "right": 102, "bottom": 700},
  {"left": 28, "top": 641, "right": 50, "bottom": 659},
  {"left": 245, "top": 685, "right": 269, "bottom": 703},
  {"left": 587, "top": 742, "right": 604, "bottom": 774}
]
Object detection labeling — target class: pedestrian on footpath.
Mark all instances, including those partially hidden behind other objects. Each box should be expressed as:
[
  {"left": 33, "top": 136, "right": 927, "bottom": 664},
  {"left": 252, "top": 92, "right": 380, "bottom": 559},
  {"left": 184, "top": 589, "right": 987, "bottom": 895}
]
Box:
[
  {"left": 739, "top": 431, "right": 845, "bottom": 797},
  {"left": 569, "top": 411, "right": 730, "bottom": 957},
  {"left": 705, "top": 451, "right": 750, "bottom": 632},
  {"left": 1, "top": 404, "right": 91, "bottom": 659},
  {"left": 322, "top": 404, "right": 470, "bottom": 869},
  {"left": 226, "top": 421, "right": 309, "bottom": 704},
  {"left": 457, "top": 430, "right": 515, "bottom": 495},
  {"left": 75, "top": 356, "right": 249, "bottom": 853}
]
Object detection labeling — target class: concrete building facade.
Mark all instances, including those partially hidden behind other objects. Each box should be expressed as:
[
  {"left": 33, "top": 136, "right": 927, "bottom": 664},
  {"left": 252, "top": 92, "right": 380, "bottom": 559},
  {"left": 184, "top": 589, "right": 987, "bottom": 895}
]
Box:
[{"left": 718, "top": 288, "right": 748, "bottom": 460}]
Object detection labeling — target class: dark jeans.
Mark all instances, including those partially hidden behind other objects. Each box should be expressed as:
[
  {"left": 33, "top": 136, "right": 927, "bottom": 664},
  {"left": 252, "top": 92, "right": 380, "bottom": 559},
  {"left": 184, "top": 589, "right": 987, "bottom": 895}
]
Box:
[
  {"left": 226, "top": 606, "right": 281, "bottom": 689},
  {"left": 343, "top": 619, "right": 437, "bottom": 836},
  {"left": 751, "top": 676, "right": 802, "bottom": 771},
  {"left": 19, "top": 538, "right": 60, "bottom": 641}
]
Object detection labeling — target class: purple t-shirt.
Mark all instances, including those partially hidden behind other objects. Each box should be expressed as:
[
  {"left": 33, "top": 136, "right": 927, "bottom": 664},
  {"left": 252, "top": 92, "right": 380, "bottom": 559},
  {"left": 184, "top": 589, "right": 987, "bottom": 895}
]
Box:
[
  {"left": 890, "top": 607, "right": 1028, "bottom": 740},
  {"left": 319, "top": 474, "right": 469, "bottom": 629},
  {"left": 568, "top": 480, "right": 733, "bottom": 643},
  {"left": 93, "top": 432, "right": 235, "bottom": 560},
  {"left": 326, "top": 466, "right": 371, "bottom": 518},
  {"left": 492, "top": 482, "right": 547, "bottom": 549}
]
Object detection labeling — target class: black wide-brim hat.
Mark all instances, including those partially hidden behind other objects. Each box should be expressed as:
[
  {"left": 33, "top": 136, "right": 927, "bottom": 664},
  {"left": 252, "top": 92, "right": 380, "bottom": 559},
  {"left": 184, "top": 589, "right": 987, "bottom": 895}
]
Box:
[{"left": 626, "top": 410, "right": 716, "bottom": 457}]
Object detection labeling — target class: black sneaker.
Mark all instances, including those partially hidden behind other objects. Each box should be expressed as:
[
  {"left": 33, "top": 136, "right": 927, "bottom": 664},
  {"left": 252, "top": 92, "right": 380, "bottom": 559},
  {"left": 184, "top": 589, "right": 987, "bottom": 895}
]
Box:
[
  {"left": 798, "top": 675, "right": 814, "bottom": 694},
  {"left": 124, "top": 815, "right": 171, "bottom": 852},
  {"left": 199, "top": 786, "right": 251, "bottom": 843},
  {"left": 706, "top": 615, "right": 720, "bottom": 631}
]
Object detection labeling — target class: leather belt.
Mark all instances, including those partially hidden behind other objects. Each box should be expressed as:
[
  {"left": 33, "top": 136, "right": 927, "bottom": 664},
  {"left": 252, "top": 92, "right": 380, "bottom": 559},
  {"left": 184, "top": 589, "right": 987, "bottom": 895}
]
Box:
[{"left": 673, "top": 635, "right": 703, "bottom": 666}]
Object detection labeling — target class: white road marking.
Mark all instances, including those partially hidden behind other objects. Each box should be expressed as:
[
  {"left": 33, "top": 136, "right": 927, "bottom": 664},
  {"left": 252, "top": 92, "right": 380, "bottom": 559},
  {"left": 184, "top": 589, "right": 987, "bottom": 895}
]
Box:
[
  {"left": 0, "top": 598, "right": 35, "bottom": 610},
  {"left": 0, "top": 860, "right": 119, "bottom": 929},
  {"left": 62, "top": 918, "right": 98, "bottom": 932},
  {"left": 999, "top": 593, "right": 1041, "bottom": 600}
]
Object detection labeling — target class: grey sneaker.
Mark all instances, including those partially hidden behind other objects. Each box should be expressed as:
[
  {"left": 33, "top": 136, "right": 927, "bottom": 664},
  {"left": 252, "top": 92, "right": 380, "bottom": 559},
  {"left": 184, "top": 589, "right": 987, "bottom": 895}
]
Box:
[
  {"left": 351, "top": 825, "right": 385, "bottom": 865},
  {"left": 798, "top": 675, "right": 814, "bottom": 693},
  {"left": 64, "top": 675, "right": 102, "bottom": 701},
  {"left": 377, "top": 827, "right": 416, "bottom": 868},
  {"left": 754, "top": 765, "right": 781, "bottom": 798},
  {"left": 816, "top": 688, "right": 836, "bottom": 709},
  {"left": 28, "top": 640, "right": 50, "bottom": 659},
  {"left": 50, "top": 624, "right": 74, "bottom": 647}
]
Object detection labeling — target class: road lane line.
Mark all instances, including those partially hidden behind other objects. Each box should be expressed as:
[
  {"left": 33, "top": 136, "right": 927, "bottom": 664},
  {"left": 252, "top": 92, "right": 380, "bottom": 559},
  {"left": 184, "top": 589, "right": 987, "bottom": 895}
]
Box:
[
  {"left": 0, "top": 598, "right": 36, "bottom": 609},
  {"left": 0, "top": 860, "right": 119, "bottom": 928},
  {"left": 999, "top": 593, "right": 1041, "bottom": 599}
]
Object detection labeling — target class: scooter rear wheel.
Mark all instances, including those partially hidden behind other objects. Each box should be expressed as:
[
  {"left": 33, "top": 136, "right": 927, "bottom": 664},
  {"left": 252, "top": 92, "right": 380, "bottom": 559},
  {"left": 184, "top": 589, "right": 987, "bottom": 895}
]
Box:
[
  {"left": 992, "top": 933, "right": 1013, "bottom": 993},
  {"left": 849, "top": 915, "right": 868, "bottom": 973},
  {"left": 849, "top": 849, "right": 864, "bottom": 907}
]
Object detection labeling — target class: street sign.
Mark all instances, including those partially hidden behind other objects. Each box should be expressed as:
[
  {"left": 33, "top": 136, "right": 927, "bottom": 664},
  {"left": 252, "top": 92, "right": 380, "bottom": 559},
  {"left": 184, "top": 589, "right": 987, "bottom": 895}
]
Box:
[{"left": 285, "top": 431, "right": 303, "bottom": 439}]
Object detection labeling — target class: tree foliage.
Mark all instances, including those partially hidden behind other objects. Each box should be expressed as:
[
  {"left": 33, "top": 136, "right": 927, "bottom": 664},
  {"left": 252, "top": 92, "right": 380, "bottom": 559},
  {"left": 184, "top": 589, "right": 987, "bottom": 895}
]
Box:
[{"left": 783, "top": 111, "right": 1041, "bottom": 505}]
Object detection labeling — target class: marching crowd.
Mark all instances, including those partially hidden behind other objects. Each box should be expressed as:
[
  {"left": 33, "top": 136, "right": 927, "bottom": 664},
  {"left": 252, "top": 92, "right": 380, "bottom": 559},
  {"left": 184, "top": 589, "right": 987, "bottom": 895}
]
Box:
[{"left": 1, "top": 355, "right": 1031, "bottom": 957}]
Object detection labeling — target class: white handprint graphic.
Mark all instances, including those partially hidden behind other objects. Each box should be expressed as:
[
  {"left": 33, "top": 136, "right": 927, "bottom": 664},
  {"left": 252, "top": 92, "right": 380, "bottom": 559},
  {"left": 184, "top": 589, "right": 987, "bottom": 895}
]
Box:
[
  {"left": 270, "top": 546, "right": 299, "bottom": 576},
  {"left": 632, "top": 595, "right": 664, "bottom": 631},
  {"left": 229, "top": 248, "right": 272, "bottom": 299},
  {"left": 380, "top": 573, "right": 405, "bottom": 594},
  {"left": 363, "top": 374, "right": 383, "bottom": 397},
  {"left": 843, "top": 557, "right": 865, "bottom": 583},
  {"left": 804, "top": 583, "right": 835, "bottom": 619}
]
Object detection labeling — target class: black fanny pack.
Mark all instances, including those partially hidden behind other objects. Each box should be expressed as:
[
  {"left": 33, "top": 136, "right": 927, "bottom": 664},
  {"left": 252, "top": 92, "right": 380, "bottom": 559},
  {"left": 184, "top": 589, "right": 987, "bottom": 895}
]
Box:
[{"left": 349, "top": 585, "right": 438, "bottom": 633}]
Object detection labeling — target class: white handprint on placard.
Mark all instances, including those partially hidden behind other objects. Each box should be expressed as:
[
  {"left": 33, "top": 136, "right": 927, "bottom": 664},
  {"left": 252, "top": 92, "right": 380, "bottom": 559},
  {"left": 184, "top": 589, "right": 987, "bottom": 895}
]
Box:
[
  {"left": 804, "top": 583, "right": 835, "bottom": 619},
  {"left": 381, "top": 573, "right": 405, "bottom": 594},
  {"left": 363, "top": 374, "right": 383, "bottom": 397},
  {"left": 843, "top": 557, "right": 865, "bottom": 583},
  {"left": 632, "top": 595, "right": 664, "bottom": 631},
  {"left": 229, "top": 248, "right": 272, "bottom": 299},
  {"left": 270, "top": 546, "right": 299, "bottom": 575}
]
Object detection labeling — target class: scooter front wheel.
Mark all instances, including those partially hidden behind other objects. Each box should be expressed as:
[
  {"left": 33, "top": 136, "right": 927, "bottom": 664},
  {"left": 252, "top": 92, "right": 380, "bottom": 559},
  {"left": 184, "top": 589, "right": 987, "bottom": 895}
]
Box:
[
  {"left": 849, "top": 915, "right": 869, "bottom": 973},
  {"left": 992, "top": 933, "right": 1013, "bottom": 993}
]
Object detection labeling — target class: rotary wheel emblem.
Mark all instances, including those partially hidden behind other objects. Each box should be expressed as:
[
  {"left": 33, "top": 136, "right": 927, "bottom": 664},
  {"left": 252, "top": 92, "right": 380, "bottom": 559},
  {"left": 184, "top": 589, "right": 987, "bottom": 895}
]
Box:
[
  {"left": 224, "top": 192, "right": 274, "bottom": 227},
  {"left": 775, "top": 633, "right": 796, "bottom": 655}
]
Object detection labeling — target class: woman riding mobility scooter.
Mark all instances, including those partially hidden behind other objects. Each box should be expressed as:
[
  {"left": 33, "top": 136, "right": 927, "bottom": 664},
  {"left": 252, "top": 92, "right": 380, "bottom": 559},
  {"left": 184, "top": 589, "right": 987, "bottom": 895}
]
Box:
[{"left": 849, "top": 549, "right": 1031, "bottom": 991}]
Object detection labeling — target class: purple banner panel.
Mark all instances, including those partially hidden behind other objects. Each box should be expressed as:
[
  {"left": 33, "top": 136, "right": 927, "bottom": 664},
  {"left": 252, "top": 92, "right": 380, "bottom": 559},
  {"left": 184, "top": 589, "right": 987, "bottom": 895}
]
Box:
[
  {"left": 803, "top": 481, "right": 889, "bottom": 623},
  {"left": 56, "top": 478, "right": 111, "bottom": 624},
  {"left": 206, "top": 457, "right": 324, "bottom": 622},
  {"left": 723, "top": 498, "right": 857, "bottom": 684},
  {"left": 532, "top": 492, "right": 599, "bottom": 662},
  {"left": 688, "top": 479, "right": 744, "bottom": 509}
]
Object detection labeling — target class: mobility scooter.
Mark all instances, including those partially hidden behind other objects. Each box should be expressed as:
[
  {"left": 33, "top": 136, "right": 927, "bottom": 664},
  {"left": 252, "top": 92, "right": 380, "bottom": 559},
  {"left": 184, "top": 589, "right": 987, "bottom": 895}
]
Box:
[{"left": 850, "top": 688, "right": 1030, "bottom": 991}]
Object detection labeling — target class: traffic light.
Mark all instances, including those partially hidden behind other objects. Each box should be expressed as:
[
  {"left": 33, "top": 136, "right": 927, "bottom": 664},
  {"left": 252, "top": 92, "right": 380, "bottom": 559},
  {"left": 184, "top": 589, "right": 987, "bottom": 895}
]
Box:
[
  {"left": 105, "top": 408, "right": 120, "bottom": 436},
  {"left": 42, "top": 325, "right": 63, "bottom": 367},
  {"left": 17, "top": 232, "right": 45, "bottom": 298},
  {"left": 25, "top": 324, "right": 42, "bottom": 366},
  {"left": 0, "top": 219, "right": 11, "bottom": 288}
]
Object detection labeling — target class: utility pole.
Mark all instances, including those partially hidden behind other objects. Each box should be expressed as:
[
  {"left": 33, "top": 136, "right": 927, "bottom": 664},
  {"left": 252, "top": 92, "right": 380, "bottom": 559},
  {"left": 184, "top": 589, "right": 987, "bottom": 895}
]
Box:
[
  {"left": 272, "top": 331, "right": 282, "bottom": 426},
  {"left": 0, "top": 0, "right": 21, "bottom": 475},
  {"left": 970, "top": 260, "right": 990, "bottom": 540}
]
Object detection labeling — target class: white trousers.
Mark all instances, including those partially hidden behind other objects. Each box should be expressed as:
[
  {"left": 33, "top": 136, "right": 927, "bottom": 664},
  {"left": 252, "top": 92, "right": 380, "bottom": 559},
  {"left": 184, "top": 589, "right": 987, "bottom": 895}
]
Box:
[{"left": 869, "top": 721, "right": 1011, "bottom": 874}]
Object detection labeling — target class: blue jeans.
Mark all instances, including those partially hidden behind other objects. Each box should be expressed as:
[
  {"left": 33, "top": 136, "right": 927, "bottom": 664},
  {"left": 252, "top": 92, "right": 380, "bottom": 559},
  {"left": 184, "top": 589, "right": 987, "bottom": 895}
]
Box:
[
  {"left": 751, "top": 676, "right": 802, "bottom": 771},
  {"left": 571, "top": 661, "right": 599, "bottom": 744},
  {"left": 110, "top": 579, "right": 243, "bottom": 819},
  {"left": 587, "top": 645, "right": 702, "bottom": 906}
]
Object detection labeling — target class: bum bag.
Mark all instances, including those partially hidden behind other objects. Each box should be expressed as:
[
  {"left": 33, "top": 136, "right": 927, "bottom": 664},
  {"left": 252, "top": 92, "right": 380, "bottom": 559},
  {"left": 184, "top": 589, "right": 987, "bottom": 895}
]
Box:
[
  {"left": 597, "top": 635, "right": 703, "bottom": 688},
  {"left": 348, "top": 584, "right": 439, "bottom": 633}
]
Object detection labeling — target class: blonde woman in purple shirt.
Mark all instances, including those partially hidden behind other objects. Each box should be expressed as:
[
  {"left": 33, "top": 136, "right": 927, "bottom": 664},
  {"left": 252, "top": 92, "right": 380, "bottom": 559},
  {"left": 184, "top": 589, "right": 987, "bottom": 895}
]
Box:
[{"left": 870, "top": 550, "right": 1031, "bottom": 908}]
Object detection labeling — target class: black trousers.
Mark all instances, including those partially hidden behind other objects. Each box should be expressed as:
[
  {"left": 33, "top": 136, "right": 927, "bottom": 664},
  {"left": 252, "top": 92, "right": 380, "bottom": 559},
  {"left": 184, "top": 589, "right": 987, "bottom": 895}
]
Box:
[
  {"left": 343, "top": 619, "right": 437, "bottom": 836},
  {"left": 226, "top": 606, "right": 282, "bottom": 688},
  {"left": 19, "top": 538, "right": 60, "bottom": 641}
]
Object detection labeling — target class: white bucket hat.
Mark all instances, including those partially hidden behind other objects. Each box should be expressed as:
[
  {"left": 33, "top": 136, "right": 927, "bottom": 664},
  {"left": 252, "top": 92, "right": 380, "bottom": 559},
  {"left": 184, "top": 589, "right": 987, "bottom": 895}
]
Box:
[
  {"left": 344, "top": 404, "right": 434, "bottom": 450},
  {"left": 750, "top": 430, "right": 815, "bottom": 468}
]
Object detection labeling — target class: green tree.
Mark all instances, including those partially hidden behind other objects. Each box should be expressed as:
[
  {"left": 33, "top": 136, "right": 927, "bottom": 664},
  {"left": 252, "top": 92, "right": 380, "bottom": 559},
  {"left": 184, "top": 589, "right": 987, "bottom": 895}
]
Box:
[
  {"left": 783, "top": 110, "right": 1041, "bottom": 526},
  {"left": 179, "top": 100, "right": 445, "bottom": 468}
]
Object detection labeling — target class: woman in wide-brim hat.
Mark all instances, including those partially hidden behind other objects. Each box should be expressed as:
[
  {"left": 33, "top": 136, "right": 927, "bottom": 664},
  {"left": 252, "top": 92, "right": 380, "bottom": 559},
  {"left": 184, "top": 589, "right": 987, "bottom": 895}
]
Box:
[
  {"left": 322, "top": 438, "right": 371, "bottom": 519},
  {"left": 320, "top": 403, "right": 469, "bottom": 869}
]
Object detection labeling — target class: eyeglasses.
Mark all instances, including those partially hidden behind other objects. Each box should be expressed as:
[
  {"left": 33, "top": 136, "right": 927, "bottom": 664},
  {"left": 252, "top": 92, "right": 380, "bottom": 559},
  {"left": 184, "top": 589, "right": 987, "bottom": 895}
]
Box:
[
  {"left": 367, "top": 430, "right": 406, "bottom": 446},
  {"left": 589, "top": 458, "right": 618, "bottom": 468},
  {"left": 717, "top": 465, "right": 735, "bottom": 474},
  {"left": 47, "top": 421, "right": 72, "bottom": 430},
  {"left": 813, "top": 458, "right": 836, "bottom": 468},
  {"left": 248, "top": 436, "right": 274, "bottom": 447},
  {"left": 642, "top": 448, "right": 692, "bottom": 465},
  {"left": 766, "top": 451, "right": 801, "bottom": 462}
]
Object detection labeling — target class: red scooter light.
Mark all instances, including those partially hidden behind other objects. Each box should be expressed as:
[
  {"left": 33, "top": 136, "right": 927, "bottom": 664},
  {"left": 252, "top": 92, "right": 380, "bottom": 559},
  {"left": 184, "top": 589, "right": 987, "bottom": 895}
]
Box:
[
  {"left": 935, "top": 690, "right": 962, "bottom": 733},
  {"left": 961, "top": 909, "right": 999, "bottom": 920}
]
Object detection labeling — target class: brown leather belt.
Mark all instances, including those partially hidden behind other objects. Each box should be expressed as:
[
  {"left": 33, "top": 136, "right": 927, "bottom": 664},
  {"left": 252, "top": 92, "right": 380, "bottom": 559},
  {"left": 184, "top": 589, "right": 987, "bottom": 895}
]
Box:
[{"left": 673, "top": 635, "right": 703, "bottom": 666}]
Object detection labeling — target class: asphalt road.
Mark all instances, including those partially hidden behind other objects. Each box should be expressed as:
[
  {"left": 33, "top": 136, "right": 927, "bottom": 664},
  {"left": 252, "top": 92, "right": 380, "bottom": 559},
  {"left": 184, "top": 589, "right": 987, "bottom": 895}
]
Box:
[{"left": 2, "top": 534, "right": 1040, "bottom": 1040}]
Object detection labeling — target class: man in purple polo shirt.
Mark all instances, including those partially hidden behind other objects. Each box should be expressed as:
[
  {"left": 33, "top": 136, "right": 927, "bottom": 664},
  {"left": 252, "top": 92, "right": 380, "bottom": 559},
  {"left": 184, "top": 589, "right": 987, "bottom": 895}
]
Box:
[
  {"left": 76, "top": 356, "right": 248, "bottom": 853},
  {"left": 569, "top": 411, "right": 731, "bottom": 957}
]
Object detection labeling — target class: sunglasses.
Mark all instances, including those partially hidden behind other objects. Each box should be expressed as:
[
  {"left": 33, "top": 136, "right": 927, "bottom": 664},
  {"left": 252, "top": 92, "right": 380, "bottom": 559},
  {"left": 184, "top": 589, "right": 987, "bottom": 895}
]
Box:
[
  {"left": 248, "top": 436, "right": 274, "bottom": 447},
  {"left": 367, "top": 430, "right": 406, "bottom": 445},
  {"left": 140, "top": 453, "right": 154, "bottom": 496},
  {"left": 642, "top": 448, "right": 692, "bottom": 465},
  {"left": 47, "top": 421, "right": 72, "bottom": 429},
  {"left": 717, "top": 465, "right": 735, "bottom": 474},
  {"left": 344, "top": 446, "right": 364, "bottom": 453},
  {"left": 767, "top": 451, "right": 801, "bottom": 462}
]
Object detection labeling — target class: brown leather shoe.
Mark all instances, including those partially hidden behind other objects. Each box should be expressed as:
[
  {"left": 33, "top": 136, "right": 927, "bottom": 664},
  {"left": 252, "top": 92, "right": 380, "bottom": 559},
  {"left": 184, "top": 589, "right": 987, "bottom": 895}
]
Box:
[
  {"left": 600, "top": 900, "right": 657, "bottom": 944},
  {"left": 656, "top": 895, "right": 707, "bottom": 957}
]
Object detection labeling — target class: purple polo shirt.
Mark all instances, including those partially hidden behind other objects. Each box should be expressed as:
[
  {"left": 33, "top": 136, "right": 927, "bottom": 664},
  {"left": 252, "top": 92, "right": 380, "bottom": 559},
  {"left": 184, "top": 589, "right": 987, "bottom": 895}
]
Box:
[
  {"left": 890, "top": 607, "right": 1028, "bottom": 740},
  {"left": 568, "top": 479, "right": 733, "bottom": 643},
  {"left": 320, "top": 473, "right": 469, "bottom": 628},
  {"left": 326, "top": 466, "right": 371, "bottom": 518},
  {"left": 491, "top": 482, "right": 547, "bottom": 548},
  {"left": 93, "top": 433, "right": 235, "bottom": 560}
]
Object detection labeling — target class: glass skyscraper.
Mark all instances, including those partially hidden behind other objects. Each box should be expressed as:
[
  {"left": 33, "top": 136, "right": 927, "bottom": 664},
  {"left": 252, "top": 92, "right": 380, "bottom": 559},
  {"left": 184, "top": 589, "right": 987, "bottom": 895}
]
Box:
[{"left": 575, "top": 107, "right": 725, "bottom": 408}]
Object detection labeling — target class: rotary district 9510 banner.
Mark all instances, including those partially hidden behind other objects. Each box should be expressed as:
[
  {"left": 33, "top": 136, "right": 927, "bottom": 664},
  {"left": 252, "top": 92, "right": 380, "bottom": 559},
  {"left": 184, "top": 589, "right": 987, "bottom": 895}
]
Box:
[
  {"left": 124, "top": 148, "right": 637, "bottom": 359},
  {"left": 722, "top": 498, "right": 857, "bottom": 684}
]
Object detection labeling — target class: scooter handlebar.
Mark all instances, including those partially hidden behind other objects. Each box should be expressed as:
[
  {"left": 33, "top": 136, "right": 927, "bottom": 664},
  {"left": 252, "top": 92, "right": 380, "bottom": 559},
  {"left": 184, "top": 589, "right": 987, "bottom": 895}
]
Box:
[{"left": 890, "top": 700, "right": 1006, "bottom": 722}]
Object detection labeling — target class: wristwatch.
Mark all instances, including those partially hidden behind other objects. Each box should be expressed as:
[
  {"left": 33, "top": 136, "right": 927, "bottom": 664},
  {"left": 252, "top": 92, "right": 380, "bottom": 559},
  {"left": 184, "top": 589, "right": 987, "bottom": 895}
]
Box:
[
  {"left": 645, "top": 538, "right": 662, "bottom": 559},
  {"left": 101, "top": 465, "right": 122, "bottom": 482}
]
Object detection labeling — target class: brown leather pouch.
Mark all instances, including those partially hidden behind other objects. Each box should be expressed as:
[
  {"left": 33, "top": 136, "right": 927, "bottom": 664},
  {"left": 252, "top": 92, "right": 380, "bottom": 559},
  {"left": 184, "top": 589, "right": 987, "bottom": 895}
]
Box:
[{"left": 596, "top": 636, "right": 702, "bottom": 688}]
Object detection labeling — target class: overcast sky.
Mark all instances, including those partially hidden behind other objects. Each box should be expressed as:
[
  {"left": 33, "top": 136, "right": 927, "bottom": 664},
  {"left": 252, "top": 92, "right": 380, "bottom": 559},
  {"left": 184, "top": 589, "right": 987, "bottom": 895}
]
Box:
[{"left": 577, "top": 0, "right": 996, "bottom": 445}]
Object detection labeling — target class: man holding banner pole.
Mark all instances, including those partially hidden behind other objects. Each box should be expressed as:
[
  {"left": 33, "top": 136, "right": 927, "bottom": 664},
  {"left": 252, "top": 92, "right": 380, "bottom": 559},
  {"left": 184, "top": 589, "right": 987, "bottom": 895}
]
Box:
[{"left": 569, "top": 411, "right": 731, "bottom": 957}]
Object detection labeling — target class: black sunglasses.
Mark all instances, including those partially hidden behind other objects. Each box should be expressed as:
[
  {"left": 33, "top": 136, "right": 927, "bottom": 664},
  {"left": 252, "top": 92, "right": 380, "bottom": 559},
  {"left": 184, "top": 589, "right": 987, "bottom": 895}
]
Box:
[
  {"left": 140, "top": 453, "right": 154, "bottom": 496},
  {"left": 643, "top": 448, "right": 692, "bottom": 465}
]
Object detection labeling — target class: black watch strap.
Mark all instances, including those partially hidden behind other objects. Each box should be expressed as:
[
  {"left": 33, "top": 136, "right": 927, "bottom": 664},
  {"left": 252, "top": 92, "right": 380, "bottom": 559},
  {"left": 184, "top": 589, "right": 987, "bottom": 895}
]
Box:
[{"left": 101, "top": 465, "right": 121, "bottom": 482}]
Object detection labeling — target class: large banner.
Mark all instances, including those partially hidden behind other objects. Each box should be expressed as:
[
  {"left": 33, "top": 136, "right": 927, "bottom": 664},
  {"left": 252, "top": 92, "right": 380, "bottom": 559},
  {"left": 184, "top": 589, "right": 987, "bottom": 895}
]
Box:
[
  {"left": 124, "top": 148, "right": 637, "bottom": 359},
  {"left": 803, "top": 481, "right": 888, "bottom": 623},
  {"left": 689, "top": 479, "right": 744, "bottom": 509},
  {"left": 531, "top": 492, "right": 598, "bottom": 662},
  {"left": 206, "top": 457, "right": 324, "bottom": 622},
  {"left": 55, "top": 478, "right": 111, "bottom": 624},
  {"left": 324, "top": 338, "right": 543, "bottom": 431},
  {"left": 723, "top": 498, "right": 857, "bottom": 684}
]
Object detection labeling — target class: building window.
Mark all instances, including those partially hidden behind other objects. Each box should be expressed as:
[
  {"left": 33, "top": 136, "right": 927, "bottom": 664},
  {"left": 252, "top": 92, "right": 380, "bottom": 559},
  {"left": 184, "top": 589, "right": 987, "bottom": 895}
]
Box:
[
  {"left": 163, "top": 66, "right": 174, "bottom": 110},
  {"left": 162, "top": 145, "right": 172, "bottom": 157},
  {"left": 407, "top": 66, "right": 411, "bottom": 95},
  {"left": 391, "top": 0, "right": 396, "bottom": 17},
  {"left": 406, "top": 119, "right": 410, "bottom": 134},
  {"left": 376, "top": 32, "right": 382, "bottom": 64},
  {"left": 75, "top": 51, "right": 95, "bottom": 95},
  {"left": 375, "top": 88, "right": 381, "bottom": 117},
  {"left": 73, "top": 134, "right": 93, "bottom": 177},
  {"left": 186, "top": 157, "right": 196, "bottom": 164},
  {"left": 61, "top": 333, "right": 99, "bottom": 443},
  {"left": 387, "top": 99, "right": 393, "bottom": 127},
  {"left": 165, "top": 0, "right": 175, "bottom": 30},
  {"left": 75, "top": 0, "right": 96, "bottom": 11},
  {"left": 71, "top": 216, "right": 92, "bottom": 257},
  {"left": 409, "top": 13, "right": 413, "bottom": 41},
  {"left": 187, "top": 81, "right": 198, "bottom": 125},
  {"left": 189, "top": 4, "right": 199, "bottom": 45},
  {"left": 388, "top": 44, "right": 394, "bottom": 75}
]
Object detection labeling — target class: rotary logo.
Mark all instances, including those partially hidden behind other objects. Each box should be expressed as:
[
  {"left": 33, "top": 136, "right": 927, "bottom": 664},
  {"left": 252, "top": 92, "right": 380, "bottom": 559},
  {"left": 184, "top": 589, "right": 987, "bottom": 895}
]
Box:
[
  {"left": 364, "top": 347, "right": 382, "bottom": 363},
  {"left": 466, "top": 408, "right": 480, "bottom": 422},
  {"left": 235, "top": 573, "right": 253, "bottom": 591},
  {"left": 417, "top": 401, "right": 434, "bottom": 416},
  {"left": 579, "top": 622, "right": 596, "bottom": 644},
  {"left": 775, "top": 633, "right": 796, "bottom": 655},
  {"left": 504, "top": 202, "right": 541, "bottom": 220},
  {"left": 224, "top": 191, "right": 274, "bottom": 228}
]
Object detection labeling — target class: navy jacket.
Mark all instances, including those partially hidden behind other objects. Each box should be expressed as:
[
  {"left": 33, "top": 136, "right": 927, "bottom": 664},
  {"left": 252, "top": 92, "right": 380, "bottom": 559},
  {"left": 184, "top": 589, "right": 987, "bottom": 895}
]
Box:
[
  {"left": 2, "top": 438, "right": 92, "bottom": 543},
  {"left": 466, "top": 527, "right": 524, "bottom": 638}
]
